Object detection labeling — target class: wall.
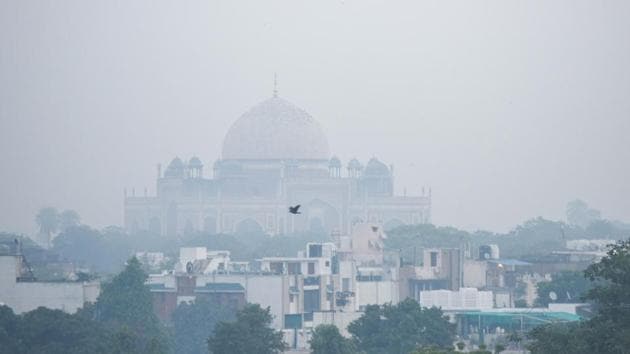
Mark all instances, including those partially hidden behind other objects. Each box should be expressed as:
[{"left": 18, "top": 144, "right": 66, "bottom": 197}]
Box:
[
  {"left": 356, "top": 280, "right": 398, "bottom": 308},
  {"left": 0, "top": 256, "right": 99, "bottom": 314},
  {"left": 463, "top": 259, "right": 487, "bottom": 288},
  {"left": 210, "top": 274, "right": 286, "bottom": 329}
]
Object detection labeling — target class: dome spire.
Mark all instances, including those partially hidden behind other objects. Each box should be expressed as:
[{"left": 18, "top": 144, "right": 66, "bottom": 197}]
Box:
[{"left": 273, "top": 73, "right": 278, "bottom": 97}]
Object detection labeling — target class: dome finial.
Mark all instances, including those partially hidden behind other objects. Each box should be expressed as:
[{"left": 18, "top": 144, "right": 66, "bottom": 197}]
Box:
[{"left": 273, "top": 73, "right": 278, "bottom": 97}]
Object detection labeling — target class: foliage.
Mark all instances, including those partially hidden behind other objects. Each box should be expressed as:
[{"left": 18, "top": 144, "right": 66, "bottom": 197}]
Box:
[
  {"left": 207, "top": 304, "right": 285, "bottom": 354},
  {"left": 59, "top": 209, "right": 81, "bottom": 232},
  {"left": 35, "top": 207, "right": 59, "bottom": 246},
  {"left": 581, "top": 238, "right": 630, "bottom": 352},
  {"left": 310, "top": 324, "right": 357, "bottom": 354},
  {"left": 95, "top": 257, "right": 169, "bottom": 353},
  {"left": 0, "top": 258, "right": 172, "bottom": 354},
  {"left": 566, "top": 200, "right": 601, "bottom": 229},
  {"left": 347, "top": 298, "right": 454, "bottom": 354},
  {"left": 385, "top": 217, "right": 589, "bottom": 260},
  {"left": 171, "top": 297, "right": 236, "bottom": 354},
  {"left": 528, "top": 239, "right": 630, "bottom": 354},
  {"left": 386, "top": 224, "right": 470, "bottom": 264},
  {"left": 528, "top": 322, "right": 591, "bottom": 354},
  {"left": 534, "top": 271, "right": 593, "bottom": 307},
  {"left": 409, "top": 346, "right": 455, "bottom": 354},
  {"left": 53, "top": 225, "right": 113, "bottom": 273},
  {"left": 0, "top": 305, "right": 111, "bottom": 354}
]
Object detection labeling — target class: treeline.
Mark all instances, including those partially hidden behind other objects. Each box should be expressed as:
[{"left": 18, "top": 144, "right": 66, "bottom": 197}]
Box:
[
  {"left": 386, "top": 217, "right": 630, "bottom": 262},
  {"left": 3, "top": 214, "right": 629, "bottom": 278},
  {"left": 0, "top": 226, "right": 330, "bottom": 277}
]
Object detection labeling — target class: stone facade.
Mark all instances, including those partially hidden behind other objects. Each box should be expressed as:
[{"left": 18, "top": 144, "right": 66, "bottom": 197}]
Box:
[{"left": 125, "top": 95, "right": 431, "bottom": 236}]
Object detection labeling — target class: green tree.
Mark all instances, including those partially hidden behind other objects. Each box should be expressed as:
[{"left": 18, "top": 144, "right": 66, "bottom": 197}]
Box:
[
  {"left": 310, "top": 324, "right": 357, "bottom": 354},
  {"left": 534, "top": 271, "right": 593, "bottom": 307},
  {"left": 0, "top": 305, "right": 20, "bottom": 354},
  {"left": 409, "top": 346, "right": 455, "bottom": 354},
  {"left": 207, "top": 304, "right": 285, "bottom": 354},
  {"left": 566, "top": 200, "right": 601, "bottom": 228},
  {"left": 528, "top": 239, "right": 630, "bottom": 354},
  {"left": 581, "top": 238, "right": 630, "bottom": 352},
  {"left": 347, "top": 298, "right": 455, "bottom": 354},
  {"left": 2, "top": 306, "right": 112, "bottom": 354},
  {"left": 172, "top": 297, "right": 235, "bottom": 354},
  {"left": 59, "top": 209, "right": 81, "bottom": 232},
  {"left": 35, "top": 207, "right": 59, "bottom": 247},
  {"left": 53, "top": 225, "right": 107, "bottom": 271},
  {"left": 96, "top": 257, "right": 168, "bottom": 353},
  {"left": 527, "top": 322, "right": 590, "bottom": 354}
]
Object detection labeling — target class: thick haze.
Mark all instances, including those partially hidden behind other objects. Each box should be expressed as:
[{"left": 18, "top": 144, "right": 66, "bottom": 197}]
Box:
[{"left": 1, "top": 0, "right": 629, "bottom": 234}]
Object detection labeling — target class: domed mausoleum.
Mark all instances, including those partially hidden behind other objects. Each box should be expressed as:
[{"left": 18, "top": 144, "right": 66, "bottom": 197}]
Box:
[
  {"left": 124, "top": 94, "right": 431, "bottom": 236},
  {"left": 222, "top": 96, "right": 330, "bottom": 161}
]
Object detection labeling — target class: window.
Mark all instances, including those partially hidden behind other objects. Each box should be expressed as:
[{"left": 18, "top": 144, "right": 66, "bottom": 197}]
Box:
[
  {"left": 430, "top": 252, "right": 438, "bottom": 267},
  {"left": 270, "top": 262, "right": 284, "bottom": 274},
  {"left": 304, "top": 290, "right": 320, "bottom": 313},
  {"left": 288, "top": 262, "right": 301, "bottom": 275},
  {"left": 308, "top": 262, "right": 315, "bottom": 275},
  {"left": 325, "top": 261, "right": 330, "bottom": 267},
  {"left": 309, "top": 244, "right": 323, "bottom": 258}
]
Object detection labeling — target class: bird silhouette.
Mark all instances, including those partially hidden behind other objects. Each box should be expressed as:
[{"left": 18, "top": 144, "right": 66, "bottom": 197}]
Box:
[
  {"left": 288, "top": 205, "right": 301, "bottom": 214},
  {"left": 371, "top": 226, "right": 379, "bottom": 232}
]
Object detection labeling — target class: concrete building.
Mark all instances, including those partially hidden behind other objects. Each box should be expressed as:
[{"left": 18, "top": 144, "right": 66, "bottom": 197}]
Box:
[
  {"left": 419, "top": 288, "right": 493, "bottom": 310},
  {"left": 148, "top": 273, "right": 246, "bottom": 323},
  {"left": 124, "top": 93, "right": 431, "bottom": 236},
  {"left": 148, "top": 223, "right": 401, "bottom": 332},
  {"left": 0, "top": 255, "right": 99, "bottom": 314}
]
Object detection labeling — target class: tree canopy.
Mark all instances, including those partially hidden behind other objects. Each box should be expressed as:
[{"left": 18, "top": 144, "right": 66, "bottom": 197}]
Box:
[
  {"left": 207, "top": 304, "right": 285, "bottom": 354},
  {"left": 0, "top": 306, "right": 112, "bottom": 354},
  {"left": 528, "top": 239, "right": 630, "bottom": 354},
  {"left": 172, "top": 297, "right": 236, "bottom": 354},
  {"left": 347, "top": 298, "right": 455, "bottom": 354},
  {"left": 94, "top": 257, "right": 169, "bottom": 353},
  {"left": 310, "top": 324, "right": 357, "bottom": 354}
]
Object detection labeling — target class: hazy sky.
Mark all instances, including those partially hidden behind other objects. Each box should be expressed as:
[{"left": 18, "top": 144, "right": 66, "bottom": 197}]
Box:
[{"left": 1, "top": 0, "right": 629, "bottom": 235}]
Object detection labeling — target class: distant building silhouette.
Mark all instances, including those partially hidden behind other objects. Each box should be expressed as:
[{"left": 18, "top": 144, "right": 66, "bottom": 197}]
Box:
[{"left": 124, "top": 94, "right": 431, "bottom": 236}]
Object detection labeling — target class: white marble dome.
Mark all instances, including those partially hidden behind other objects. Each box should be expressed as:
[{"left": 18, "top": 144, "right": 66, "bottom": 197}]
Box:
[{"left": 222, "top": 96, "right": 330, "bottom": 160}]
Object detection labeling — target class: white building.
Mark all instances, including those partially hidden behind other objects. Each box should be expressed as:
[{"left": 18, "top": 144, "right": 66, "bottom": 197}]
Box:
[
  {"left": 419, "top": 288, "right": 493, "bottom": 310},
  {"left": 176, "top": 247, "right": 232, "bottom": 274},
  {"left": 124, "top": 93, "right": 431, "bottom": 237},
  {"left": 0, "top": 255, "right": 99, "bottom": 314}
]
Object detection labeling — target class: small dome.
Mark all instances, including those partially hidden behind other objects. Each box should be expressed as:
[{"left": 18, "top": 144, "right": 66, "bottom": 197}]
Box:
[
  {"left": 364, "top": 157, "right": 389, "bottom": 176},
  {"left": 348, "top": 158, "right": 362, "bottom": 169},
  {"left": 329, "top": 156, "right": 341, "bottom": 167},
  {"left": 165, "top": 157, "right": 185, "bottom": 177},
  {"left": 222, "top": 96, "right": 330, "bottom": 160},
  {"left": 189, "top": 156, "right": 203, "bottom": 167}
]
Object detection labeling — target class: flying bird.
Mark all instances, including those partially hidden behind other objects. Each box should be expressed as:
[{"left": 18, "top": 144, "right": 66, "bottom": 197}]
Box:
[{"left": 288, "top": 205, "right": 301, "bottom": 214}]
